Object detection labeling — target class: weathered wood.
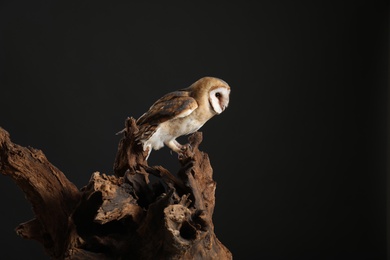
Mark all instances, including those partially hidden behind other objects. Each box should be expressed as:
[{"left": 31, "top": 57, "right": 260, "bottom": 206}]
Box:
[
  {"left": 0, "top": 118, "right": 232, "bottom": 259},
  {"left": 0, "top": 127, "right": 81, "bottom": 259}
]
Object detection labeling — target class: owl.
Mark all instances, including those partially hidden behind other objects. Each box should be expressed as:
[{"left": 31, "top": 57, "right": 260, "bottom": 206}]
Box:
[{"left": 135, "top": 76, "right": 231, "bottom": 160}]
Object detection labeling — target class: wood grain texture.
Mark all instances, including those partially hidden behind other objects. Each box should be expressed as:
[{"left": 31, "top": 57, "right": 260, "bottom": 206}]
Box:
[{"left": 0, "top": 118, "right": 231, "bottom": 259}]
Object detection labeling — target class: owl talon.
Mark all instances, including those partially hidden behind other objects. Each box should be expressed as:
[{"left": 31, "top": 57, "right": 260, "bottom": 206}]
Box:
[
  {"left": 181, "top": 143, "right": 192, "bottom": 152},
  {"left": 177, "top": 144, "right": 193, "bottom": 160},
  {"left": 177, "top": 147, "right": 187, "bottom": 160},
  {"left": 178, "top": 153, "right": 185, "bottom": 160}
]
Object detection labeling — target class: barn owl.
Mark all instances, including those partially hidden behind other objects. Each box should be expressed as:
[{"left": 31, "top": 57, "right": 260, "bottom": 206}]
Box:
[{"left": 135, "top": 76, "right": 231, "bottom": 160}]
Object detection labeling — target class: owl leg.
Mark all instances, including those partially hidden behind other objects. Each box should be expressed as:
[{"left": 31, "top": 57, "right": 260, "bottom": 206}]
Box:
[
  {"left": 166, "top": 140, "right": 191, "bottom": 159},
  {"left": 166, "top": 139, "right": 185, "bottom": 154},
  {"left": 175, "top": 140, "right": 193, "bottom": 151}
]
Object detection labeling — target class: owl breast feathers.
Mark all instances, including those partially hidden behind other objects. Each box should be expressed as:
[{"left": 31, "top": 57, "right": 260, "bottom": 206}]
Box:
[{"left": 135, "top": 76, "right": 231, "bottom": 160}]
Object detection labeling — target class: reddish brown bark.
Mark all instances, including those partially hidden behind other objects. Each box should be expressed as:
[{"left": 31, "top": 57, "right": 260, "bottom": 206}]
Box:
[{"left": 0, "top": 117, "right": 232, "bottom": 259}]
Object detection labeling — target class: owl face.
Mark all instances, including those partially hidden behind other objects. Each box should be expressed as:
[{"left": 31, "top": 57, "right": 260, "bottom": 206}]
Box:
[{"left": 208, "top": 86, "right": 230, "bottom": 114}]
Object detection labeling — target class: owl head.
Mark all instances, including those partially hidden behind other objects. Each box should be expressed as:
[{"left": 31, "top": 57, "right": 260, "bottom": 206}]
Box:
[{"left": 187, "top": 76, "right": 231, "bottom": 115}]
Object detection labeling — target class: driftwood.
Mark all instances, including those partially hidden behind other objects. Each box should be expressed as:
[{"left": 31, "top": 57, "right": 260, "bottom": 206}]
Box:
[{"left": 0, "top": 117, "right": 232, "bottom": 259}]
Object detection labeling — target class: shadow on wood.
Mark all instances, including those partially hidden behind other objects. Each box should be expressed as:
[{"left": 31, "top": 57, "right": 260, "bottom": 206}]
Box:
[{"left": 0, "top": 117, "right": 232, "bottom": 259}]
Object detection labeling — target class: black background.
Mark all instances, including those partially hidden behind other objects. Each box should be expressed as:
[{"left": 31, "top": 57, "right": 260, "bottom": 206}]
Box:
[{"left": 0, "top": 1, "right": 388, "bottom": 259}]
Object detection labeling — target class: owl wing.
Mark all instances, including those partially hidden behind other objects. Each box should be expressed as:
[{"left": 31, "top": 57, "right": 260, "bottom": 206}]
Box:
[{"left": 135, "top": 90, "right": 198, "bottom": 142}]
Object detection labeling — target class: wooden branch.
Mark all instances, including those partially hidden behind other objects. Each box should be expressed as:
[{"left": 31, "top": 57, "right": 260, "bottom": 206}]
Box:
[
  {"left": 0, "top": 127, "right": 81, "bottom": 258},
  {"left": 0, "top": 118, "right": 232, "bottom": 259}
]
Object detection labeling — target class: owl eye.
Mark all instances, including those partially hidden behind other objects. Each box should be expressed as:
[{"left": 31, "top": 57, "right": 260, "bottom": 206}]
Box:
[{"left": 215, "top": 92, "right": 221, "bottom": 98}]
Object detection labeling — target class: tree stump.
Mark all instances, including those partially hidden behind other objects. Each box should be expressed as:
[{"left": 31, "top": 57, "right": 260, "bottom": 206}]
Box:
[{"left": 0, "top": 117, "right": 232, "bottom": 259}]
